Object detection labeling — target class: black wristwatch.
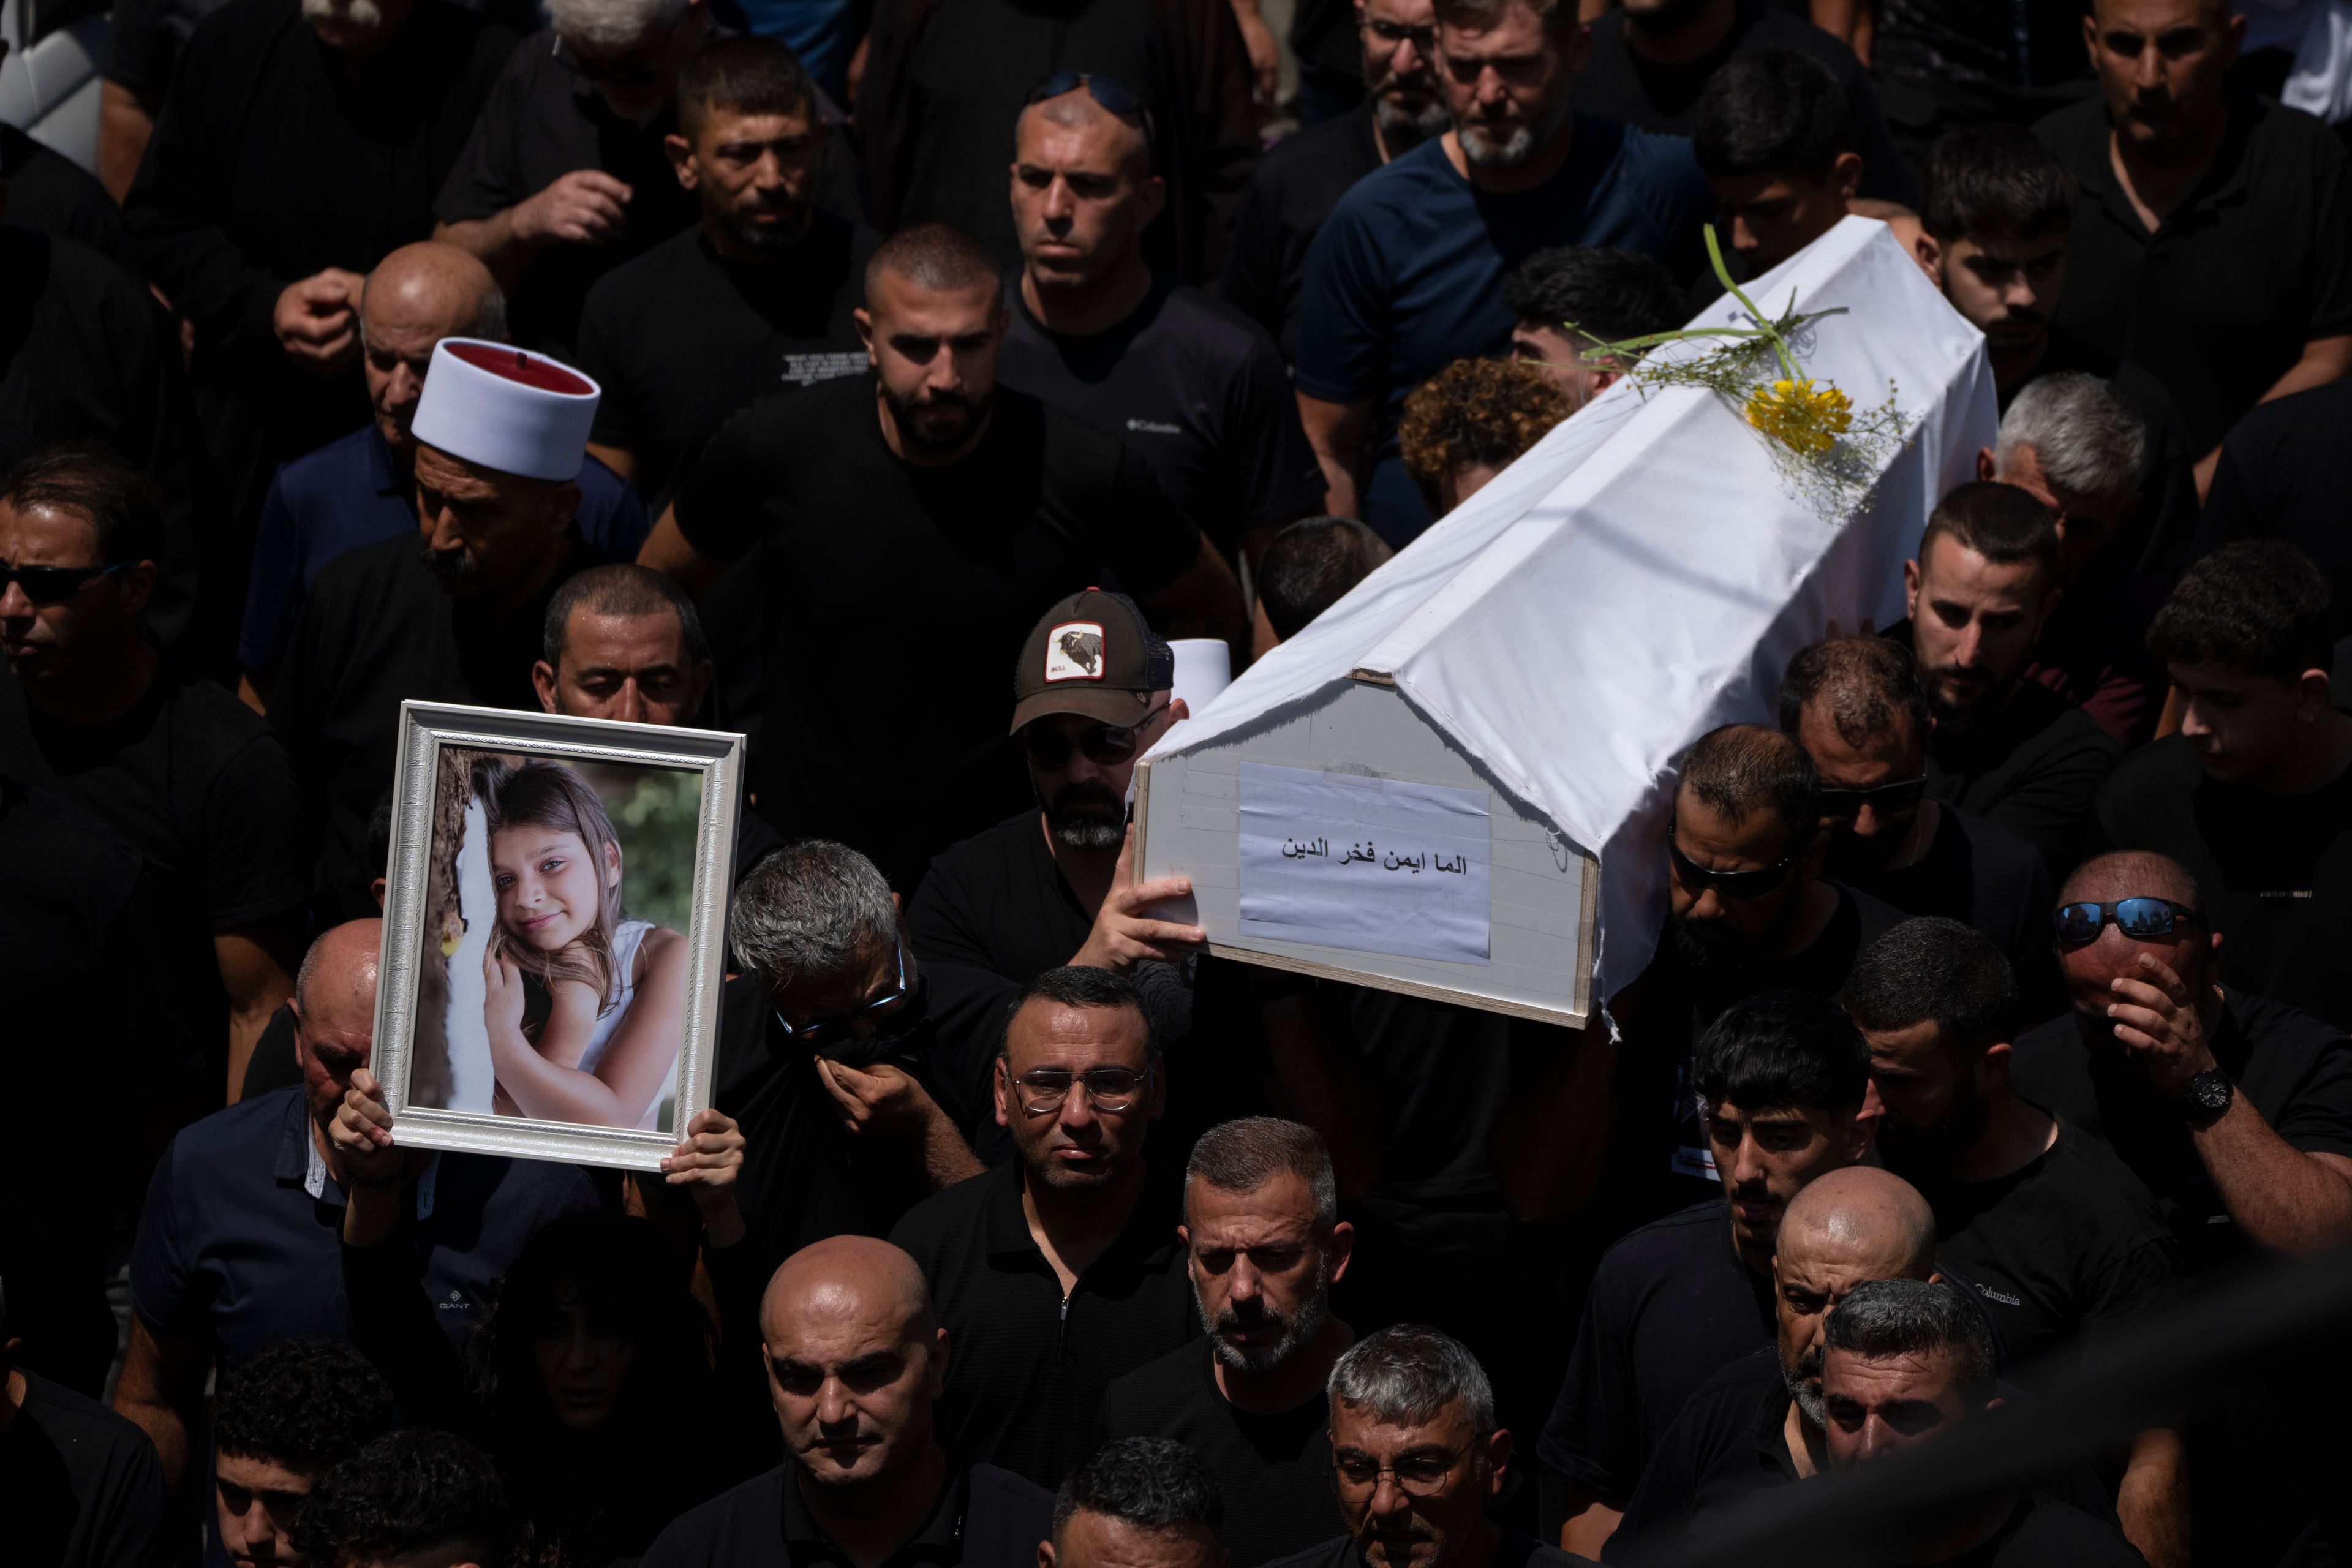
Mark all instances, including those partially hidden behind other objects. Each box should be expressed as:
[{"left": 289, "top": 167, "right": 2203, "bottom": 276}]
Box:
[{"left": 2184, "top": 1069, "right": 2234, "bottom": 1118}]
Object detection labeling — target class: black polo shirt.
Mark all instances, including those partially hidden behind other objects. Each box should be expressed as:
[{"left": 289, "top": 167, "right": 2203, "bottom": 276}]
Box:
[
  {"left": 639, "top": 1459, "right": 1054, "bottom": 1568},
  {"left": 888, "top": 1161, "right": 1196, "bottom": 1487},
  {"left": 2011, "top": 990, "right": 2352, "bottom": 1273},
  {"left": 1604, "top": 1347, "right": 1795, "bottom": 1565},
  {"left": 1537, "top": 1200, "right": 1773, "bottom": 1512},
  {"left": 1218, "top": 104, "right": 1384, "bottom": 362},
  {"left": 2035, "top": 91, "right": 2352, "bottom": 455}
]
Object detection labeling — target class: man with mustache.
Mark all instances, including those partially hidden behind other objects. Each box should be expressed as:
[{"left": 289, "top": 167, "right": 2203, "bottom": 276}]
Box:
[
  {"left": 1845, "top": 917, "right": 2190, "bottom": 1568},
  {"left": 638, "top": 1235, "right": 1055, "bottom": 1568},
  {"left": 1224, "top": 0, "right": 1453, "bottom": 363},
  {"left": 1294, "top": 0, "right": 1713, "bottom": 541},
  {"left": 1895, "top": 481, "right": 2121, "bottom": 880},
  {"left": 1098, "top": 1118, "right": 1357, "bottom": 1566},
  {"left": 638, "top": 223, "right": 1243, "bottom": 892}
]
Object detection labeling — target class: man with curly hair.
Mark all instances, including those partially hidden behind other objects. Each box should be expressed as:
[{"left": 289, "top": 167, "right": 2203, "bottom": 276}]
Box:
[
  {"left": 1397, "top": 358, "right": 1571, "bottom": 517},
  {"left": 213, "top": 1340, "right": 399, "bottom": 1568},
  {"left": 292, "top": 1430, "right": 512, "bottom": 1568}
]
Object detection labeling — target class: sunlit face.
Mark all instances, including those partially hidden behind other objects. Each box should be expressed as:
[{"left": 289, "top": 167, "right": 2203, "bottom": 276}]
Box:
[
  {"left": 293, "top": 1001, "right": 372, "bottom": 1137},
  {"left": 2168, "top": 658, "right": 2326, "bottom": 785},
  {"left": 1182, "top": 1171, "right": 1349, "bottom": 1372},
  {"left": 2086, "top": 0, "right": 2241, "bottom": 154},
  {"left": 1510, "top": 322, "right": 1616, "bottom": 409},
  {"left": 995, "top": 1001, "right": 1162, "bottom": 1193},
  {"left": 1711, "top": 162, "right": 1859, "bottom": 273},
  {"left": 537, "top": 607, "right": 710, "bottom": 726},
  {"left": 1773, "top": 1234, "right": 1922, "bottom": 1427},
  {"left": 530, "top": 1280, "right": 637, "bottom": 1432},
  {"left": 1706, "top": 1098, "right": 1867, "bottom": 1265},
  {"left": 2055, "top": 870, "right": 2215, "bottom": 1033},
  {"left": 1939, "top": 231, "right": 2067, "bottom": 358},
  {"left": 1436, "top": 2, "right": 1583, "bottom": 170},
  {"left": 491, "top": 824, "right": 620, "bottom": 952},
  {"left": 763, "top": 1287, "right": 944, "bottom": 1489},
  {"left": 217, "top": 1452, "right": 321, "bottom": 1568},
  {"left": 1011, "top": 99, "right": 1162, "bottom": 292},
  {"left": 1359, "top": 0, "right": 1445, "bottom": 134},
  {"left": 412, "top": 444, "right": 578, "bottom": 601},
  {"left": 1822, "top": 1346, "right": 1977, "bottom": 1467},
  {"left": 1329, "top": 1398, "right": 1503, "bottom": 1568},
  {"left": 1796, "top": 707, "right": 1928, "bottom": 877},
  {"left": 1903, "top": 532, "right": 2057, "bottom": 714},
  {"left": 855, "top": 274, "right": 1006, "bottom": 457},
  {"left": 679, "top": 107, "right": 822, "bottom": 257}
]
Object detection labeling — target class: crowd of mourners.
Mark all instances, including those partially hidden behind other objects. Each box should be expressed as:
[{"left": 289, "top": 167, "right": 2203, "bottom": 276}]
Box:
[{"left": 6, "top": 0, "right": 2352, "bottom": 1565}]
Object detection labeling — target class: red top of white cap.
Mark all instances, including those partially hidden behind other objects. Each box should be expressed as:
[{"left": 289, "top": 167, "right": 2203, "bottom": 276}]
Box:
[
  {"left": 444, "top": 340, "right": 597, "bottom": 397},
  {"left": 410, "top": 337, "right": 600, "bottom": 482}
]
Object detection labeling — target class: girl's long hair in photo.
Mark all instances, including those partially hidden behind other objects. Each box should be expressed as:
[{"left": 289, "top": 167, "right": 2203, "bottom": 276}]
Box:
[{"left": 471, "top": 756, "right": 630, "bottom": 1012}]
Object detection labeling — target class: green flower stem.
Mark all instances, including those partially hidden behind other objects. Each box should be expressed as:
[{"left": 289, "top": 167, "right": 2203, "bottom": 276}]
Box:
[{"left": 1703, "top": 225, "right": 1799, "bottom": 383}]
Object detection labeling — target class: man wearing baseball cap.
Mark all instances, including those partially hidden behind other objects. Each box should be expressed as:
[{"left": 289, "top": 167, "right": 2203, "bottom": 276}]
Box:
[
  {"left": 907, "top": 587, "right": 1229, "bottom": 1159},
  {"left": 273, "top": 339, "right": 617, "bottom": 922}
]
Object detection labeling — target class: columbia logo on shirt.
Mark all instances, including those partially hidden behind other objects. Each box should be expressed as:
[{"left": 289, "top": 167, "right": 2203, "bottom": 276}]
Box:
[
  {"left": 782, "top": 352, "right": 868, "bottom": 388},
  {"left": 1126, "top": 418, "right": 1182, "bottom": 435}
]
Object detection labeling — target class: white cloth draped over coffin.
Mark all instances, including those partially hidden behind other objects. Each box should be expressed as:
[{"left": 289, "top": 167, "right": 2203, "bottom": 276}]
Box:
[{"left": 1143, "top": 217, "right": 1998, "bottom": 1026}]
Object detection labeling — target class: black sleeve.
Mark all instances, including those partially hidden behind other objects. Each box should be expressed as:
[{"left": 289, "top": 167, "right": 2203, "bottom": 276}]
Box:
[
  {"left": 903, "top": 869, "right": 1020, "bottom": 1153},
  {"left": 1221, "top": 316, "right": 1330, "bottom": 530},
  {"left": 2189, "top": 439, "right": 2261, "bottom": 566},
  {"left": 433, "top": 56, "right": 532, "bottom": 224},
  {"left": 2271, "top": 1031, "right": 2352, "bottom": 1159},
  {"left": 1986, "top": 725, "right": 2123, "bottom": 878},
  {"left": 102, "top": 0, "right": 178, "bottom": 94},
  {"left": 1537, "top": 1270, "right": 1642, "bottom": 1503},
  {"left": 575, "top": 276, "right": 639, "bottom": 452},
  {"left": 2302, "top": 124, "right": 2352, "bottom": 344},
  {"left": 1093, "top": 445, "right": 1205, "bottom": 598},
  {"left": 202, "top": 734, "right": 315, "bottom": 930},
  {"left": 1217, "top": 168, "right": 1291, "bottom": 353},
  {"left": 670, "top": 405, "right": 776, "bottom": 563},
  {"left": 2081, "top": 1235, "right": 2184, "bottom": 1340}
]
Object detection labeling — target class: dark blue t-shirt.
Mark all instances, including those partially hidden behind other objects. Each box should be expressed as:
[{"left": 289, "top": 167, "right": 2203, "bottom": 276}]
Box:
[
  {"left": 238, "top": 424, "right": 650, "bottom": 677},
  {"left": 1295, "top": 117, "right": 1712, "bottom": 541}
]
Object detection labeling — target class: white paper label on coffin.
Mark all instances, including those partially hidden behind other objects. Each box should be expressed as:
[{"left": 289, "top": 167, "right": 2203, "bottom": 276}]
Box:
[{"left": 1135, "top": 217, "right": 1997, "bottom": 1027}]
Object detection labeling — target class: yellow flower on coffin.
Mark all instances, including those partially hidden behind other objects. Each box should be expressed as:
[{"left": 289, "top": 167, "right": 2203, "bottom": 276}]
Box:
[{"left": 1743, "top": 377, "right": 1854, "bottom": 456}]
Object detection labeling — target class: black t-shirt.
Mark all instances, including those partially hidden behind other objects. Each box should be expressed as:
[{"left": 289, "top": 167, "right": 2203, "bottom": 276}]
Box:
[
  {"left": 639, "top": 1460, "right": 1054, "bottom": 1568},
  {"left": 1604, "top": 1346, "right": 1795, "bottom": 1566},
  {"left": 2194, "top": 380, "right": 2352, "bottom": 639},
  {"left": 0, "top": 1370, "right": 176, "bottom": 1568},
  {"left": 0, "top": 778, "right": 188, "bottom": 1395},
  {"left": 1265, "top": 1534, "right": 1593, "bottom": 1568},
  {"left": 1849, "top": 804, "right": 2056, "bottom": 1010},
  {"left": 1096, "top": 1337, "right": 1342, "bottom": 1567},
  {"left": 2089, "top": 734, "right": 2352, "bottom": 1033},
  {"left": 272, "top": 532, "right": 609, "bottom": 922},
  {"left": 1909, "top": 661, "right": 2123, "bottom": 880},
  {"left": 1898, "top": 1120, "right": 2182, "bottom": 1381},
  {"left": 1218, "top": 104, "right": 1384, "bottom": 363},
  {"left": 2012, "top": 990, "right": 2352, "bottom": 1273},
  {"left": 575, "top": 214, "right": 880, "bottom": 510},
  {"left": 1572, "top": 2, "right": 1916, "bottom": 207},
  {"left": 888, "top": 1162, "right": 1196, "bottom": 1487},
  {"left": 671, "top": 374, "right": 1201, "bottom": 891},
  {"left": 1000, "top": 274, "right": 1325, "bottom": 560},
  {"left": 1537, "top": 1200, "right": 1774, "bottom": 1507},
  {"left": 2037, "top": 91, "right": 2352, "bottom": 456},
  {"left": 0, "top": 661, "right": 310, "bottom": 1054}
]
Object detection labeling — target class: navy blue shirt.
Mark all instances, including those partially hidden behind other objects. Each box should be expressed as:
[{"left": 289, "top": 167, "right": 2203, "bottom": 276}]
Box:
[
  {"left": 1295, "top": 118, "right": 1711, "bottom": 541},
  {"left": 238, "top": 423, "right": 650, "bottom": 677}
]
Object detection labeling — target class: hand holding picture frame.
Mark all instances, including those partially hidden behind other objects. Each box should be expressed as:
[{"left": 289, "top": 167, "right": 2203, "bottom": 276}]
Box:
[{"left": 371, "top": 701, "right": 744, "bottom": 1172}]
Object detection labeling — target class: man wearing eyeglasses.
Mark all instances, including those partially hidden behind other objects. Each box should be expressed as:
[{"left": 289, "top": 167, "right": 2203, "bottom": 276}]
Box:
[
  {"left": 434, "top": 0, "right": 715, "bottom": 358},
  {"left": 1266, "top": 1325, "right": 1590, "bottom": 1568},
  {"left": 1779, "top": 636, "right": 2054, "bottom": 1005},
  {"left": 888, "top": 966, "right": 1196, "bottom": 1488}
]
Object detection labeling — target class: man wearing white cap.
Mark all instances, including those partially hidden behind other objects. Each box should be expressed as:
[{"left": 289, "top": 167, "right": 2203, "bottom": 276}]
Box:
[{"left": 273, "top": 339, "right": 616, "bottom": 922}]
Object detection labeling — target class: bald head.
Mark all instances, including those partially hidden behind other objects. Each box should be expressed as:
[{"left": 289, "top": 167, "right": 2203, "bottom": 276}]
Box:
[
  {"left": 2060, "top": 849, "right": 2202, "bottom": 911},
  {"left": 763, "top": 1235, "right": 935, "bottom": 1346},
  {"left": 295, "top": 918, "right": 382, "bottom": 1036},
  {"left": 1016, "top": 87, "right": 1152, "bottom": 181},
  {"left": 361, "top": 243, "right": 507, "bottom": 458},
  {"left": 1779, "top": 1166, "right": 1937, "bottom": 1280},
  {"left": 761, "top": 1237, "right": 946, "bottom": 1492}
]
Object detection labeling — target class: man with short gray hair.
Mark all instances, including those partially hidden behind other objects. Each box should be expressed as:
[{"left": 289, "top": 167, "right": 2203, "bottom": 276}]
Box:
[
  {"left": 1099, "top": 1119, "right": 1356, "bottom": 1564},
  {"left": 1267, "top": 1325, "right": 1588, "bottom": 1568},
  {"left": 434, "top": 0, "right": 714, "bottom": 356},
  {"left": 709, "top": 839, "right": 982, "bottom": 1283},
  {"left": 1977, "top": 371, "right": 2168, "bottom": 747}
]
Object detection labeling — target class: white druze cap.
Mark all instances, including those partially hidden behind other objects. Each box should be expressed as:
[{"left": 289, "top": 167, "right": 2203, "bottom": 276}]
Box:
[{"left": 409, "top": 337, "right": 600, "bottom": 482}]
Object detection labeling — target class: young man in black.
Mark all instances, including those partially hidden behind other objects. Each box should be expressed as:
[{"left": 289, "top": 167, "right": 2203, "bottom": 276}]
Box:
[
  {"left": 211, "top": 1341, "right": 399, "bottom": 1568},
  {"left": 636, "top": 222, "right": 1242, "bottom": 892},
  {"left": 1046, "top": 1438, "right": 1227, "bottom": 1568},
  {"left": 1919, "top": 124, "right": 2196, "bottom": 575},
  {"left": 1693, "top": 50, "right": 1865, "bottom": 277},
  {"left": 2093, "top": 542, "right": 2352, "bottom": 1033},
  {"left": 1001, "top": 79, "right": 1324, "bottom": 573},
  {"left": 1570, "top": 0, "right": 1910, "bottom": 207},
  {"left": 1779, "top": 635, "right": 2053, "bottom": 994},
  {"left": 1097, "top": 1118, "right": 1355, "bottom": 1566},
  {"left": 1221, "top": 0, "right": 1450, "bottom": 362},
  {"left": 2035, "top": 0, "right": 2352, "bottom": 483},
  {"left": 1501, "top": 246, "right": 1683, "bottom": 412},
  {"left": 1544, "top": 990, "right": 1872, "bottom": 1557},
  {"left": 1844, "top": 918, "right": 2187, "bottom": 1568},
  {"left": 1897, "top": 481, "right": 2121, "bottom": 878},
  {"left": 888, "top": 967, "right": 1196, "bottom": 1488},
  {"left": 1606, "top": 1167, "right": 1941, "bottom": 1562},
  {"left": 0, "top": 445, "right": 309, "bottom": 1098},
  {"left": 576, "top": 36, "right": 879, "bottom": 511},
  {"left": 642, "top": 1235, "right": 1054, "bottom": 1568}
]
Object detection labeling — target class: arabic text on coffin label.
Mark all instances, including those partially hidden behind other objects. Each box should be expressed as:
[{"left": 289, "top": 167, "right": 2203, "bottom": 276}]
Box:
[{"left": 1235, "top": 761, "right": 1492, "bottom": 966}]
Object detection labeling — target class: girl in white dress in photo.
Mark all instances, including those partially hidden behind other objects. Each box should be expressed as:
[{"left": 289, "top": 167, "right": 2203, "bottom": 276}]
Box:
[{"left": 472, "top": 758, "right": 688, "bottom": 1129}]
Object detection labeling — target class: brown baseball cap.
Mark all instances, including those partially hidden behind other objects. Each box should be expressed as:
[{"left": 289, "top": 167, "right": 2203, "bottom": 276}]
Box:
[{"left": 1011, "top": 587, "right": 1175, "bottom": 733}]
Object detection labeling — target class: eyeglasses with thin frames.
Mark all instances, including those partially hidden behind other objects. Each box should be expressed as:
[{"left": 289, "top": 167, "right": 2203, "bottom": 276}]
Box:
[
  {"left": 1007, "top": 1063, "right": 1153, "bottom": 1115},
  {"left": 1332, "top": 1442, "right": 1472, "bottom": 1497},
  {"left": 772, "top": 937, "right": 914, "bottom": 1046}
]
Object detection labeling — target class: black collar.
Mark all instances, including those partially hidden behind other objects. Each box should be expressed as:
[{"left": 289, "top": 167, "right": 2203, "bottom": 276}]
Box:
[{"left": 778, "top": 1458, "right": 971, "bottom": 1567}]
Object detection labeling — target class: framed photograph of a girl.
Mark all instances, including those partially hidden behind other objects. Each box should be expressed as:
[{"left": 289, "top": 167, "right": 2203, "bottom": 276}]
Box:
[{"left": 372, "top": 701, "right": 744, "bottom": 1170}]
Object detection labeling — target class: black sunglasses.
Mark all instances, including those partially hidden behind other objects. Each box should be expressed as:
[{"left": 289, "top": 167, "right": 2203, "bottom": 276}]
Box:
[
  {"left": 773, "top": 937, "right": 918, "bottom": 1046},
  {"left": 0, "top": 557, "right": 135, "bottom": 606},
  {"left": 1020, "top": 703, "right": 1170, "bottom": 770},
  {"left": 2054, "top": 898, "right": 2205, "bottom": 946},
  {"left": 1026, "top": 71, "right": 1158, "bottom": 155},
  {"left": 1819, "top": 775, "right": 1929, "bottom": 820},
  {"left": 1668, "top": 836, "right": 1793, "bottom": 899}
]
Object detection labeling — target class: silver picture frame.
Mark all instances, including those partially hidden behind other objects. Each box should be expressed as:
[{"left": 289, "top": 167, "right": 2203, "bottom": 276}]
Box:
[{"left": 371, "top": 700, "right": 744, "bottom": 1172}]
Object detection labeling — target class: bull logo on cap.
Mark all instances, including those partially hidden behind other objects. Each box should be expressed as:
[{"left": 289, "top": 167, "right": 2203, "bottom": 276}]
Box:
[{"left": 1044, "top": 622, "right": 1106, "bottom": 682}]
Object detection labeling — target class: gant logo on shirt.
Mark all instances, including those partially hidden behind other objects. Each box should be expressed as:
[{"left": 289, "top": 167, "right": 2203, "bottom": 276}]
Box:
[{"left": 1126, "top": 418, "right": 1182, "bottom": 435}]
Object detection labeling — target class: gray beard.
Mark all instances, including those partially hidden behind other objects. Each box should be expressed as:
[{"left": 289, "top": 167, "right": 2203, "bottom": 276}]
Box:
[
  {"left": 1200, "top": 1270, "right": 1330, "bottom": 1373},
  {"left": 1374, "top": 96, "right": 1452, "bottom": 146},
  {"left": 1783, "top": 1354, "right": 1826, "bottom": 1429},
  {"left": 1460, "top": 95, "right": 1572, "bottom": 170}
]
